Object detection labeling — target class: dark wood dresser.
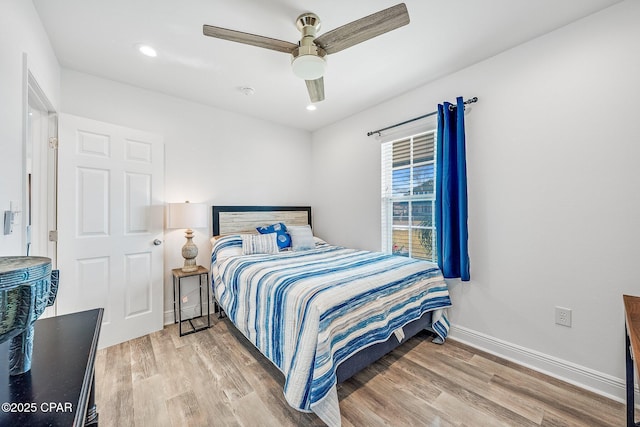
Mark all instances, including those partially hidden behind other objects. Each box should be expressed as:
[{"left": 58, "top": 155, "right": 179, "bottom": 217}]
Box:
[
  {"left": 624, "top": 295, "right": 640, "bottom": 427},
  {"left": 0, "top": 308, "right": 103, "bottom": 426}
]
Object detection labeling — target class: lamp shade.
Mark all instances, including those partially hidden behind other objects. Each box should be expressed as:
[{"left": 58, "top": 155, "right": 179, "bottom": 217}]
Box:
[{"left": 168, "top": 202, "right": 208, "bottom": 229}]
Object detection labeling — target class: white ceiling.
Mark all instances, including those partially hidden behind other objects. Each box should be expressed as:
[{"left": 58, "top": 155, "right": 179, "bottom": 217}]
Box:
[{"left": 33, "top": 0, "right": 622, "bottom": 132}]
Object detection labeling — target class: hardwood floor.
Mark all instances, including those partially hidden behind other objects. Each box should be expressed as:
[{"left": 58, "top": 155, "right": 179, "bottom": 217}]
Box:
[{"left": 94, "top": 315, "right": 631, "bottom": 426}]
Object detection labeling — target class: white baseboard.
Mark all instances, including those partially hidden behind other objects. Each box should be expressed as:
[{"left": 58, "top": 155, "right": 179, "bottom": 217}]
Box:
[
  {"left": 448, "top": 324, "right": 640, "bottom": 406},
  {"left": 163, "top": 309, "right": 174, "bottom": 326},
  {"left": 163, "top": 301, "right": 213, "bottom": 326}
]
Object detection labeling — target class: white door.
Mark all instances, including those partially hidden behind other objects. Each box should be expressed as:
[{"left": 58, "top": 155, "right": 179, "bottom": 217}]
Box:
[{"left": 57, "top": 114, "right": 164, "bottom": 348}]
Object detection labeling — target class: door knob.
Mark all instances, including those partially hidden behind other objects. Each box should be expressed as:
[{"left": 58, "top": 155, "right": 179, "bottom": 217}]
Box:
[{"left": 153, "top": 239, "right": 162, "bottom": 246}]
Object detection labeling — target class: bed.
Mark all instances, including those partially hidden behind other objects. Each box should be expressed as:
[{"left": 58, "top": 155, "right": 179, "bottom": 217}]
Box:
[{"left": 210, "top": 205, "right": 451, "bottom": 426}]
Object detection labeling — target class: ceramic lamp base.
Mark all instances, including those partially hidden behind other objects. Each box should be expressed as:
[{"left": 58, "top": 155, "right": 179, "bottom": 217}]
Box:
[
  {"left": 181, "top": 262, "right": 198, "bottom": 272},
  {"left": 181, "top": 228, "right": 199, "bottom": 272}
]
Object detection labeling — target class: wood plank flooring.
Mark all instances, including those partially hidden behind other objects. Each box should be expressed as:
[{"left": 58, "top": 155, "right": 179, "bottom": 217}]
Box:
[{"left": 94, "top": 315, "right": 632, "bottom": 426}]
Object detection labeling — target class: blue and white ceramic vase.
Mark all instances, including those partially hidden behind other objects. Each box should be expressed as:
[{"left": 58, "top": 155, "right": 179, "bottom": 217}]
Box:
[{"left": 0, "top": 257, "right": 59, "bottom": 376}]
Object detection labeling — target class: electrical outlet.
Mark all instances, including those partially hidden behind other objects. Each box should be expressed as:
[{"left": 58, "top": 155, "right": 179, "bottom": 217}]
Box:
[{"left": 555, "top": 306, "right": 572, "bottom": 327}]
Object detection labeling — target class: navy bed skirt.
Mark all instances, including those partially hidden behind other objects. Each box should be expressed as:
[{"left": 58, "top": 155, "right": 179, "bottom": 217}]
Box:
[{"left": 336, "top": 310, "right": 433, "bottom": 383}]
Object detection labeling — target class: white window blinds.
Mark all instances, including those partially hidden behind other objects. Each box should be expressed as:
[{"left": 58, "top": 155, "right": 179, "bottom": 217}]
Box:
[{"left": 381, "top": 130, "right": 437, "bottom": 261}]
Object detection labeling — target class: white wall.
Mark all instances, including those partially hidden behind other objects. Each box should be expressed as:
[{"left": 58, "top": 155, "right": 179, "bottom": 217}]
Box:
[
  {"left": 4, "top": 0, "right": 637, "bottom": 403},
  {"left": 0, "top": 0, "right": 60, "bottom": 255},
  {"left": 60, "top": 70, "right": 313, "bottom": 323},
  {"left": 311, "top": 0, "right": 640, "bottom": 401}
]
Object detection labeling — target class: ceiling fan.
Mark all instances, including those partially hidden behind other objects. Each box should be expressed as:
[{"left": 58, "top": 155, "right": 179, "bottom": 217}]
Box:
[{"left": 203, "top": 3, "right": 410, "bottom": 103}]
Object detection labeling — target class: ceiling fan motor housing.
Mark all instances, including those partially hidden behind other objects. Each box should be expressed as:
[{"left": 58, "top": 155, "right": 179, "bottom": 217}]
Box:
[{"left": 291, "top": 12, "right": 327, "bottom": 80}]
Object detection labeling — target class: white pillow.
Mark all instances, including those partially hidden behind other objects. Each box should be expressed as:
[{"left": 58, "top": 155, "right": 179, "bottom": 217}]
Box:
[
  {"left": 288, "top": 225, "right": 315, "bottom": 251},
  {"left": 242, "top": 233, "right": 279, "bottom": 255}
]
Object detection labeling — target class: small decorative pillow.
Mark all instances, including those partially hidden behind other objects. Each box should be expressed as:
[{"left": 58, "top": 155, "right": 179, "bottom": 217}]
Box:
[
  {"left": 256, "top": 222, "right": 291, "bottom": 249},
  {"left": 288, "top": 225, "right": 315, "bottom": 251},
  {"left": 242, "top": 233, "right": 279, "bottom": 255}
]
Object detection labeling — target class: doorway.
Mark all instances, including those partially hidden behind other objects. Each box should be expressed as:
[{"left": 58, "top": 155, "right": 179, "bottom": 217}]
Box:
[{"left": 25, "top": 68, "right": 58, "bottom": 318}]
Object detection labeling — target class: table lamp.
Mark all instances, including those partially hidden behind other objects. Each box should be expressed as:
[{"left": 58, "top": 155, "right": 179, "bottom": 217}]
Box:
[{"left": 168, "top": 201, "right": 208, "bottom": 272}]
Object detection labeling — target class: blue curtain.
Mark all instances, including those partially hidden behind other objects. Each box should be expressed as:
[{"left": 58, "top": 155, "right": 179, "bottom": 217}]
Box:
[{"left": 435, "top": 96, "right": 470, "bottom": 281}]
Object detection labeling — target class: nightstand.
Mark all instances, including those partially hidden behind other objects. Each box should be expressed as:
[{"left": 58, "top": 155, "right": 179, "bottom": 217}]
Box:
[{"left": 172, "top": 266, "right": 211, "bottom": 336}]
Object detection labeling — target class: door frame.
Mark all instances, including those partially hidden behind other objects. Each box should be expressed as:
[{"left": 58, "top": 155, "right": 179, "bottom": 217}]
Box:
[{"left": 22, "top": 54, "right": 58, "bottom": 316}]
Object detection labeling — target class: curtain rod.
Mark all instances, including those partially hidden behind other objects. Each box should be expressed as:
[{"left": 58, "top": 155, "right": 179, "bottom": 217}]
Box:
[{"left": 366, "top": 96, "right": 478, "bottom": 137}]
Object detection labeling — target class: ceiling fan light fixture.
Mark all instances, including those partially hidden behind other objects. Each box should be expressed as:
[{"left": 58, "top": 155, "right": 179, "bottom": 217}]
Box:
[
  {"left": 292, "top": 55, "right": 326, "bottom": 80},
  {"left": 291, "top": 55, "right": 327, "bottom": 80},
  {"left": 291, "top": 45, "right": 327, "bottom": 80}
]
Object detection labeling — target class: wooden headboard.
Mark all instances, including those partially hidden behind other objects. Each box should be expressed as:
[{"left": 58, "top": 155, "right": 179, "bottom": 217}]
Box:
[{"left": 212, "top": 206, "right": 312, "bottom": 236}]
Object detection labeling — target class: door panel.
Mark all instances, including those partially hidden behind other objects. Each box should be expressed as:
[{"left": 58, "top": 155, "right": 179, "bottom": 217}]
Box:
[
  {"left": 58, "top": 114, "right": 164, "bottom": 348},
  {"left": 125, "top": 172, "right": 151, "bottom": 233},
  {"left": 76, "top": 257, "right": 111, "bottom": 324},
  {"left": 124, "top": 252, "right": 153, "bottom": 317},
  {"left": 77, "top": 167, "right": 110, "bottom": 236}
]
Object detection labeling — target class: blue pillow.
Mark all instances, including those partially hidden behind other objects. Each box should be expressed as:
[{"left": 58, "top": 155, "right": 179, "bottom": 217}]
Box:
[{"left": 256, "top": 223, "right": 291, "bottom": 249}]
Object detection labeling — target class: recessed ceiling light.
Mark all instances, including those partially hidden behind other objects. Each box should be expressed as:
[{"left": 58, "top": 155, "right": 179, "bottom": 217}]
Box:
[
  {"left": 306, "top": 104, "right": 317, "bottom": 111},
  {"left": 137, "top": 44, "right": 157, "bottom": 57}
]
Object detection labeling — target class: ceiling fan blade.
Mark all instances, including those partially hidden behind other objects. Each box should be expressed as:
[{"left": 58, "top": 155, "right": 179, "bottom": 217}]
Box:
[
  {"left": 306, "top": 77, "right": 325, "bottom": 103},
  {"left": 314, "top": 3, "right": 409, "bottom": 55},
  {"left": 203, "top": 25, "right": 298, "bottom": 54}
]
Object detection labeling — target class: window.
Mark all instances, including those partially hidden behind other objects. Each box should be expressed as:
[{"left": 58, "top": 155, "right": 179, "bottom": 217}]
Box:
[{"left": 381, "top": 131, "right": 437, "bottom": 261}]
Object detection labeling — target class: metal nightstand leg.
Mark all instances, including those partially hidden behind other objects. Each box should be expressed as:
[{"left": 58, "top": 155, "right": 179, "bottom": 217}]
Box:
[{"left": 178, "top": 275, "right": 184, "bottom": 336}]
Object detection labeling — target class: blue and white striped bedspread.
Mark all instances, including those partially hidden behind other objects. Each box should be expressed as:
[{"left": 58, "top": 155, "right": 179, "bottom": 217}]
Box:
[{"left": 210, "top": 235, "right": 451, "bottom": 426}]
